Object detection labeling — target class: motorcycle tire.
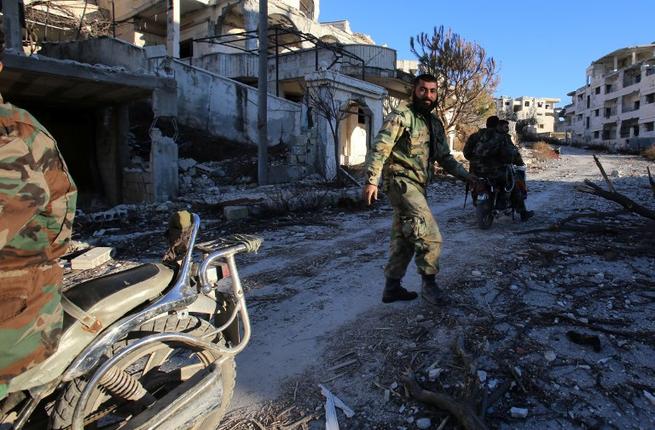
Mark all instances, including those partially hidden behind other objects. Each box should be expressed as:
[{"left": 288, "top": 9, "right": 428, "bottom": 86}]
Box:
[
  {"left": 50, "top": 314, "right": 235, "bottom": 430},
  {"left": 476, "top": 199, "right": 494, "bottom": 230}
]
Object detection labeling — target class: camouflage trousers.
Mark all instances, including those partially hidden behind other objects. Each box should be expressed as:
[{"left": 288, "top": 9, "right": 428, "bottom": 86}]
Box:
[
  {"left": 384, "top": 177, "right": 442, "bottom": 279},
  {"left": 0, "top": 264, "right": 64, "bottom": 397}
]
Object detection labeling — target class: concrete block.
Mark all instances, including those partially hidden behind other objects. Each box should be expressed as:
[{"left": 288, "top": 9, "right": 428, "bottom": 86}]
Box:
[
  {"left": 71, "top": 247, "right": 114, "bottom": 270},
  {"left": 223, "top": 206, "right": 249, "bottom": 220}
]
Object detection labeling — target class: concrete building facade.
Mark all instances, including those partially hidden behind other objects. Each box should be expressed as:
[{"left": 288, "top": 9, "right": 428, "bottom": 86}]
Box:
[
  {"left": 560, "top": 44, "right": 655, "bottom": 151},
  {"left": 495, "top": 96, "right": 560, "bottom": 134},
  {"left": 4, "top": 0, "right": 414, "bottom": 203}
]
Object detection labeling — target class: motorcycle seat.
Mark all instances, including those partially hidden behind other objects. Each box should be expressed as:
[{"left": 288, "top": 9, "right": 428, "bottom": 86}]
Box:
[
  {"left": 8, "top": 263, "right": 174, "bottom": 393},
  {"left": 62, "top": 263, "right": 173, "bottom": 331},
  {"left": 65, "top": 264, "right": 162, "bottom": 311}
]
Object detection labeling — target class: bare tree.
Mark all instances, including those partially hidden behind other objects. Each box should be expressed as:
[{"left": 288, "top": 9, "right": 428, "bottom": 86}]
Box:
[
  {"left": 304, "top": 82, "right": 359, "bottom": 184},
  {"left": 410, "top": 26, "right": 498, "bottom": 140}
]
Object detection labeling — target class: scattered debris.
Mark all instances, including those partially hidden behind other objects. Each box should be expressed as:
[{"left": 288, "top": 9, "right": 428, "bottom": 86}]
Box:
[
  {"left": 565, "top": 330, "right": 602, "bottom": 352},
  {"left": 71, "top": 247, "right": 114, "bottom": 270},
  {"left": 509, "top": 407, "right": 528, "bottom": 419}
]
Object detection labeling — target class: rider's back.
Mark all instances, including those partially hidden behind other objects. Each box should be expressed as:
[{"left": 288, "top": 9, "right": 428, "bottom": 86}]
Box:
[{"left": 0, "top": 95, "right": 77, "bottom": 398}]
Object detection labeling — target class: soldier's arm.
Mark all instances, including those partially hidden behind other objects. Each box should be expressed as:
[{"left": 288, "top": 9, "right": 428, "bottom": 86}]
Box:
[
  {"left": 364, "top": 112, "right": 406, "bottom": 185},
  {"left": 0, "top": 134, "right": 49, "bottom": 249}
]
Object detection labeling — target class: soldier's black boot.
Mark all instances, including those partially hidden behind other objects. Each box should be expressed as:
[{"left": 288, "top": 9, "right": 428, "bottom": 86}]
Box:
[
  {"left": 520, "top": 210, "right": 534, "bottom": 221},
  {"left": 421, "top": 274, "right": 447, "bottom": 305},
  {"left": 382, "top": 278, "right": 418, "bottom": 303}
]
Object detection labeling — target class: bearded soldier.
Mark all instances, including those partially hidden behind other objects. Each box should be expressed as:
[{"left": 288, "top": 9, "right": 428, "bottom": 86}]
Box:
[
  {"left": 0, "top": 61, "right": 77, "bottom": 399},
  {"left": 362, "top": 74, "right": 475, "bottom": 305}
]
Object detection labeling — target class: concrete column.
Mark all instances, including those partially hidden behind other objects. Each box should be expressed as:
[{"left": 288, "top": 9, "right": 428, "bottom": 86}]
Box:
[
  {"left": 613, "top": 56, "right": 618, "bottom": 71},
  {"left": 150, "top": 128, "right": 178, "bottom": 202},
  {"left": 2, "top": 0, "right": 23, "bottom": 54},
  {"left": 166, "top": 0, "right": 180, "bottom": 58},
  {"left": 632, "top": 51, "right": 637, "bottom": 65},
  {"left": 95, "top": 108, "right": 121, "bottom": 205},
  {"left": 242, "top": 0, "right": 259, "bottom": 51}
]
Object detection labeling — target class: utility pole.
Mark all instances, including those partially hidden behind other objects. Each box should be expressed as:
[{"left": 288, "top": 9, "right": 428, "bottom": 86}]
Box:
[
  {"left": 2, "top": 0, "right": 23, "bottom": 54},
  {"left": 257, "top": 0, "right": 269, "bottom": 185}
]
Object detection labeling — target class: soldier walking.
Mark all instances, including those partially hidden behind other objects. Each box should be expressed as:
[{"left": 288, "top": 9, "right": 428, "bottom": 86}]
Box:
[{"left": 362, "top": 74, "right": 475, "bottom": 305}]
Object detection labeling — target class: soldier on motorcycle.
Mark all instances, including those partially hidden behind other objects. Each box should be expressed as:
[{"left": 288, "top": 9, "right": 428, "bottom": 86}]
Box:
[
  {"left": 474, "top": 120, "right": 534, "bottom": 221},
  {"left": 0, "top": 61, "right": 77, "bottom": 400}
]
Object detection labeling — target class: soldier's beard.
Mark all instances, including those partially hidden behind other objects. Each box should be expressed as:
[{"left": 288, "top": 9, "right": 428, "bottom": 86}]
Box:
[{"left": 412, "top": 94, "right": 437, "bottom": 114}]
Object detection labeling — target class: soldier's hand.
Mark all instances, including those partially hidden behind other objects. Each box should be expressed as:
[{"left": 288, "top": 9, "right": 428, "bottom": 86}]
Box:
[{"left": 362, "top": 184, "right": 378, "bottom": 206}]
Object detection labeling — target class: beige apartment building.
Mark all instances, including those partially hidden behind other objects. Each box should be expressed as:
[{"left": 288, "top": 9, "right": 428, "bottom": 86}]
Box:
[
  {"left": 560, "top": 44, "right": 655, "bottom": 151},
  {"left": 495, "top": 96, "right": 560, "bottom": 134}
]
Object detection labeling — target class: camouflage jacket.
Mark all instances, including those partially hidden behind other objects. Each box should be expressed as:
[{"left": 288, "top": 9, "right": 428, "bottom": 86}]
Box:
[
  {"left": 364, "top": 104, "right": 470, "bottom": 189},
  {"left": 474, "top": 131, "right": 524, "bottom": 176},
  {"left": 0, "top": 95, "right": 77, "bottom": 386}
]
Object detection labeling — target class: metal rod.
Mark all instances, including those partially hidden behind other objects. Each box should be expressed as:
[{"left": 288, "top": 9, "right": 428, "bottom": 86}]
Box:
[
  {"left": 275, "top": 26, "right": 280, "bottom": 97},
  {"left": 257, "top": 0, "right": 268, "bottom": 185}
]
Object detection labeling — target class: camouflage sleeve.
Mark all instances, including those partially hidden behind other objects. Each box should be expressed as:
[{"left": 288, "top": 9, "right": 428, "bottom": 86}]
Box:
[
  {"left": 364, "top": 111, "right": 406, "bottom": 185},
  {"left": 0, "top": 134, "right": 49, "bottom": 249},
  {"left": 434, "top": 124, "right": 470, "bottom": 181}
]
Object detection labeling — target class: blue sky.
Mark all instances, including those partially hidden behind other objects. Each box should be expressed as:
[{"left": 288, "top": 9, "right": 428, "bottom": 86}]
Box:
[{"left": 319, "top": 0, "right": 655, "bottom": 108}]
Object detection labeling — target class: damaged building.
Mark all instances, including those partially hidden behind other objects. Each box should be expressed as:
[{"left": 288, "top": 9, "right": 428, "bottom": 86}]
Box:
[
  {"left": 560, "top": 44, "right": 655, "bottom": 152},
  {"left": 495, "top": 95, "right": 560, "bottom": 135},
  {"left": 1, "top": 0, "right": 413, "bottom": 206}
]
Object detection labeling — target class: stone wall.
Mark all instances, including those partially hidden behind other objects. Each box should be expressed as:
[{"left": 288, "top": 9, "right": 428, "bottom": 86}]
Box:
[{"left": 154, "top": 57, "right": 302, "bottom": 147}]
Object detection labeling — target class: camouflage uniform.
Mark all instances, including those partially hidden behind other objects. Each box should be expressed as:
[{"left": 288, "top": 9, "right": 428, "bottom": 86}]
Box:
[
  {"left": 463, "top": 128, "right": 494, "bottom": 176},
  {"left": 0, "top": 95, "right": 77, "bottom": 398},
  {"left": 474, "top": 131, "right": 527, "bottom": 212},
  {"left": 365, "top": 104, "right": 470, "bottom": 279}
]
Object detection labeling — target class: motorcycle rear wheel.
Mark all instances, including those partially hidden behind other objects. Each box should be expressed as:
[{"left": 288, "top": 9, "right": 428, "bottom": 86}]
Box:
[
  {"left": 476, "top": 199, "right": 494, "bottom": 230},
  {"left": 50, "top": 314, "right": 235, "bottom": 429}
]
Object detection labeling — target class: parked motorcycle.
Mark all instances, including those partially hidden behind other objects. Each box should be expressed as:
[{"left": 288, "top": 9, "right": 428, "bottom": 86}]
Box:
[
  {"left": 473, "top": 165, "right": 527, "bottom": 229},
  {"left": 0, "top": 213, "right": 261, "bottom": 429}
]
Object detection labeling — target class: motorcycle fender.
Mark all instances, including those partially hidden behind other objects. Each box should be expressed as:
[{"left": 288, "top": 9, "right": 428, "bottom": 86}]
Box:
[{"left": 187, "top": 293, "right": 240, "bottom": 346}]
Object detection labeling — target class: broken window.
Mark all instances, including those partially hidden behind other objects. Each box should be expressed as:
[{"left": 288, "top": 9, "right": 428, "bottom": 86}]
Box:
[
  {"left": 545, "top": 104, "right": 550, "bottom": 109},
  {"left": 646, "top": 93, "right": 655, "bottom": 104},
  {"left": 593, "top": 130, "right": 600, "bottom": 139},
  {"left": 605, "top": 84, "right": 612, "bottom": 93},
  {"left": 586, "top": 117, "right": 590, "bottom": 129},
  {"left": 524, "top": 101, "right": 530, "bottom": 107},
  {"left": 645, "top": 122, "right": 655, "bottom": 132},
  {"left": 180, "top": 39, "right": 193, "bottom": 58},
  {"left": 539, "top": 124, "right": 545, "bottom": 129},
  {"left": 595, "top": 87, "right": 601, "bottom": 95},
  {"left": 595, "top": 109, "right": 599, "bottom": 117},
  {"left": 537, "top": 101, "right": 543, "bottom": 108},
  {"left": 586, "top": 95, "right": 590, "bottom": 108},
  {"left": 634, "top": 100, "right": 640, "bottom": 110}
]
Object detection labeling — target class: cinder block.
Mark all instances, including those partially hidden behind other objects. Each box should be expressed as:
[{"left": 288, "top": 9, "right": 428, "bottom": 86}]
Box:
[
  {"left": 71, "top": 247, "right": 114, "bottom": 270},
  {"left": 223, "top": 206, "right": 249, "bottom": 221}
]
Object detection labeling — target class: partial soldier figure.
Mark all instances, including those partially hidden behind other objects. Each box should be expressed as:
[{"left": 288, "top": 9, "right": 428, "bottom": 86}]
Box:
[
  {"left": 474, "top": 119, "right": 534, "bottom": 221},
  {"left": 0, "top": 61, "right": 77, "bottom": 399},
  {"left": 362, "top": 73, "right": 475, "bottom": 305},
  {"left": 463, "top": 115, "right": 499, "bottom": 177}
]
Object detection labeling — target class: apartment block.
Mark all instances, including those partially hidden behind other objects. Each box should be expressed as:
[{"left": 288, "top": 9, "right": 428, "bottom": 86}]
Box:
[
  {"left": 495, "top": 96, "right": 560, "bottom": 134},
  {"left": 560, "top": 44, "right": 655, "bottom": 151}
]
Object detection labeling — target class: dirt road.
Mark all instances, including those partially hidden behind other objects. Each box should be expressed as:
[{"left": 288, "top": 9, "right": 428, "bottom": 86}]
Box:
[{"left": 222, "top": 147, "right": 655, "bottom": 429}]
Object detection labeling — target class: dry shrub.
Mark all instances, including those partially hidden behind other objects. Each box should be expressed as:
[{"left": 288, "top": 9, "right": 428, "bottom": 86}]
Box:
[
  {"left": 532, "top": 141, "right": 559, "bottom": 161},
  {"left": 642, "top": 144, "right": 655, "bottom": 160}
]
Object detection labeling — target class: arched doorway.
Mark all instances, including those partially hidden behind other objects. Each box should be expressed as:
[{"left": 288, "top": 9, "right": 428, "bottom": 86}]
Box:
[{"left": 339, "top": 100, "right": 372, "bottom": 166}]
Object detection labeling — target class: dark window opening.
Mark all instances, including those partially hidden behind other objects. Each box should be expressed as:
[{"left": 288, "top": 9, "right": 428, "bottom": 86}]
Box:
[
  {"left": 357, "top": 108, "right": 366, "bottom": 125},
  {"left": 595, "top": 109, "right": 599, "bottom": 117},
  {"left": 595, "top": 87, "right": 601, "bottom": 95},
  {"left": 645, "top": 122, "right": 654, "bottom": 132},
  {"left": 180, "top": 39, "right": 193, "bottom": 58},
  {"left": 593, "top": 131, "right": 599, "bottom": 138}
]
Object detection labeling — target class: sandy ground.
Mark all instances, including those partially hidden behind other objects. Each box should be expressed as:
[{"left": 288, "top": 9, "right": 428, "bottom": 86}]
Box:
[{"left": 215, "top": 147, "right": 655, "bottom": 429}]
